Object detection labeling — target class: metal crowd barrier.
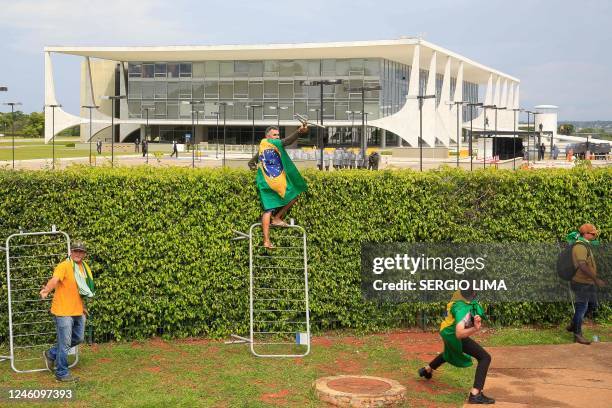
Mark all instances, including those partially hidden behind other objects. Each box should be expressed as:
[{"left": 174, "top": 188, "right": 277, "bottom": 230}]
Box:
[
  {"left": 1, "top": 226, "right": 79, "bottom": 373},
  {"left": 228, "top": 220, "right": 311, "bottom": 358}
]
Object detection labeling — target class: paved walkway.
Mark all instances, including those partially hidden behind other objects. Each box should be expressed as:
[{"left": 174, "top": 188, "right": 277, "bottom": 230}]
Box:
[{"left": 463, "top": 342, "right": 612, "bottom": 407}]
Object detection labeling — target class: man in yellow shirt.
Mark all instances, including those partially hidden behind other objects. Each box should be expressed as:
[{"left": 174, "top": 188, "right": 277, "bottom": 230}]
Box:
[
  {"left": 567, "top": 224, "right": 606, "bottom": 345},
  {"left": 40, "top": 241, "right": 92, "bottom": 382}
]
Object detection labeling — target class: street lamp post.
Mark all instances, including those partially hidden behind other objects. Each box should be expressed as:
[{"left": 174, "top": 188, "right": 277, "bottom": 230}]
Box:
[
  {"left": 141, "top": 105, "right": 155, "bottom": 164},
  {"left": 511, "top": 108, "right": 521, "bottom": 170},
  {"left": 101, "top": 95, "right": 126, "bottom": 167},
  {"left": 309, "top": 108, "right": 321, "bottom": 169},
  {"left": 301, "top": 79, "right": 344, "bottom": 170},
  {"left": 482, "top": 105, "right": 496, "bottom": 169},
  {"left": 247, "top": 104, "right": 262, "bottom": 155},
  {"left": 492, "top": 105, "right": 506, "bottom": 166},
  {"left": 346, "top": 85, "right": 382, "bottom": 167},
  {"left": 3, "top": 101, "right": 22, "bottom": 169},
  {"left": 346, "top": 110, "right": 356, "bottom": 148},
  {"left": 212, "top": 111, "right": 220, "bottom": 159},
  {"left": 270, "top": 104, "right": 288, "bottom": 128},
  {"left": 81, "top": 104, "right": 100, "bottom": 166},
  {"left": 182, "top": 100, "right": 203, "bottom": 169},
  {"left": 467, "top": 102, "right": 483, "bottom": 171},
  {"left": 415, "top": 95, "right": 436, "bottom": 171},
  {"left": 446, "top": 101, "right": 468, "bottom": 168},
  {"left": 215, "top": 102, "right": 233, "bottom": 167}
]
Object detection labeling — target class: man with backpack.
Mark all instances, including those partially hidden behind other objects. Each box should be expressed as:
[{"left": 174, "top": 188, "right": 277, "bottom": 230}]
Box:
[{"left": 565, "top": 224, "right": 606, "bottom": 344}]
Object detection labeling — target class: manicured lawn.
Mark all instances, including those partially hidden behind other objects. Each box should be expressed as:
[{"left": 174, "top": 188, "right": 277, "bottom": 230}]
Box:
[{"left": 0, "top": 324, "right": 609, "bottom": 407}]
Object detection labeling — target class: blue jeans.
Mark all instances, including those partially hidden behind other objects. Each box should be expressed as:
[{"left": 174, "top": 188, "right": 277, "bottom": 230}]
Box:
[
  {"left": 48, "top": 315, "right": 85, "bottom": 378},
  {"left": 571, "top": 282, "right": 597, "bottom": 335}
]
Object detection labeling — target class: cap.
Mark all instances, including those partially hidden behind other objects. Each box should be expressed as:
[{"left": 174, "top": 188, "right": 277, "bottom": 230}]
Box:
[
  {"left": 71, "top": 241, "right": 87, "bottom": 252},
  {"left": 579, "top": 224, "right": 598, "bottom": 236}
]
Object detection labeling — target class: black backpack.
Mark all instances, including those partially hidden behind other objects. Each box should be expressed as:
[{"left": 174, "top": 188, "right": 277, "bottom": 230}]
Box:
[{"left": 557, "top": 241, "right": 587, "bottom": 281}]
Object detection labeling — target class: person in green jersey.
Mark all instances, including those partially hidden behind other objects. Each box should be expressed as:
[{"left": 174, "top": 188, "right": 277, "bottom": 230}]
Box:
[
  {"left": 248, "top": 124, "right": 309, "bottom": 249},
  {"left": 418, "top": 286, "right": 495, "bottom": 404}
]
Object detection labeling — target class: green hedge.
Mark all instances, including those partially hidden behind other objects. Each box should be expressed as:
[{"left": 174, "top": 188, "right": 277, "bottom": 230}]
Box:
[{"left": 0, "top": 167, "right": 610, "bottom": 341}]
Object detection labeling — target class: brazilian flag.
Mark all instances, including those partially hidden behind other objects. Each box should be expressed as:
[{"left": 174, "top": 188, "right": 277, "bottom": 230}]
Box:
[{"left": 256, "top": 138, "right": 307, "bottom": 210}]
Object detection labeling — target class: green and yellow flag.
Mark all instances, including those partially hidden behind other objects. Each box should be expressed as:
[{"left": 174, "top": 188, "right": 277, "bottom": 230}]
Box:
[{"left": 256, "top": 138, "right": 307, "bottom": 210}]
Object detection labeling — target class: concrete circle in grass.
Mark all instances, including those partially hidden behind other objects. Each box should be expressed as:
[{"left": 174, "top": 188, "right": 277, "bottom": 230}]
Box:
[{"left": 314, "top": 375, "right": 406, "bottom": 407}]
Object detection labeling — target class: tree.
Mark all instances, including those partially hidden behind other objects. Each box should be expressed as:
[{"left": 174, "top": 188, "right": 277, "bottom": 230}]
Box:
[
  {"left": 21, "top": 112, "right": 44, "bottom": 137},
  {"left": 558, "top": 124, "right": 575, "bottom": 135}
]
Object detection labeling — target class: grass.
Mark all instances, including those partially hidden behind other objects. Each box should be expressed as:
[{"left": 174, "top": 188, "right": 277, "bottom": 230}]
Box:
[
  {"left": 0, "top": 324, "right": 609, "bottom": 407},
  {"left": 0, "top": 138, "right": 134, "bottom": 161}
]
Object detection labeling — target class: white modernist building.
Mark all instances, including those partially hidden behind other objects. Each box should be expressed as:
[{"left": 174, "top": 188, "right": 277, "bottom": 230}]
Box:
[{"left": 44, "top": 38, "right": 520, "bottom": 149}]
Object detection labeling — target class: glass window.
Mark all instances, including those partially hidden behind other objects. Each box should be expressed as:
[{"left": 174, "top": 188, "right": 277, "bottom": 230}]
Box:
[
  {"left": 263, "top": 102, "right": 277, "bottom": 118},
  {"left": 192, "top": 62, "right": 205, "bottom": 78},
  {"left": 205, "top": 61, "right": 219, "bottom": 77},
  {"left": 193, "top": 82, "right": 205, "bottom": 99},
  {"left": 154, "top": 63, "right": 167, "bottom": 78},
  {"left": 234, "top": 80, "right": 248, "bottom": 98},
  {"left": 128, "top": 101, "right": 141, "bottom": 118},
  {"left": 335, "top": 102, "right": 349, "bottom": 120},
  {"left": 168, "top": 82, "right": 180, "bottom": 99},
  {"left": 365, "top": 59, "right": 380, "bottom": 76},
  {"left": 128, "top": 82, "right": 142, "bottom": 99},
  {"left": 234, "top": 61, "right": 249, "bottom": 76},
  {"left": 294, "top": 81, "right": 306, "bottom": 98},
  {"left": 293, "top": 60, "right": 307, "bottom": 76},
  {"left": 128, "top": 63, "right": 142, "bottom": 78},
  {"left": 220, "top": 61, "right": 234, "bottom": 77},
  {"left": 294, "top": 101, "right": 307, "bottom": 116},
  {"left": 204, "top": 81, "right": 218, "bottom": 98},
  {"left": 279, "top": 61, "right": 294, "bottom": 77},
  {"left": 279, "top": 101, "right": 293, "bottom": 120},
  {"left": 323, "top": 101, "right": 334, "bottom": 119},
  {"left": 142, "top": 83, "right": 154, "bottom": 99},
  {"left": 233, "top": 101, "right": 248, "bottom": 119},
  {"left": 336, "top": 59, "right": 349, "bottom": 76},
  {"left": 307, "top": 84, "right": 320, "bottom": 99},
  {"left": 249, "top": 81, "right": 263, "bottom": 99},
  {"left": 179, "top": 102, "right": 191, "bottom": 118},
  {"left": 264, "top": 60, "right": 279, "bottom": 76},
  {"left": 335, "top": 83, "right": 348, "bottom": 99},
  {"left": 365, "top": 103, "right": 379, "bottom": 120},
  {"left": 167, "top": 103, "right": 179, "bottom": 119},
  {"left": 219, "top": 81, "right": 233, "bottom": 98},
  {"left": 308, "top": 60, "right": 320, "bottom": 77},
  {"left": 249, "top": 61, "right": 264, "bottom": 77},
  {"left": 180, "top": 63, "right": 192, "bottom": 78},
  {"left": 264, "top": 80, "right": 278, "bottom": 98},
  {"left": 279, "top": 82, "right": 293, "bottom": 99},
  {"left": 247, "top": 105, "right": 263, "bottom": 120},
  {"left": 179, "top": 82, "right": 192, "bottom": 99},
  {"left": 350, "top": 58, "right": 364, "bottom": 73},
  {"left": 167, "top": 63, "right": 180, "bottom": 79},
  {"left": 143, "top": 64, "right": 154, "bottom": 78},
  {"left": 364, "top": 80, "right": 380, "bottom": 99},
  {"left": 323, "top": 84, "right": 335, "bottom": 97},
  {"left": 154, "top": 101, "right": 166, "bottom": 118},
  {"left": 322, "top": 59, "right": 336, "bottom": 75}
]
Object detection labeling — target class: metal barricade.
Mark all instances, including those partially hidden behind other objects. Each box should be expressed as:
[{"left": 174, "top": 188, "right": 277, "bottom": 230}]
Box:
[
  {"left": 229, "top": 220, "right": 310, "bottom": 358},
  {"left": 1, "top": 226, "right": 79, "bottom": 373}
]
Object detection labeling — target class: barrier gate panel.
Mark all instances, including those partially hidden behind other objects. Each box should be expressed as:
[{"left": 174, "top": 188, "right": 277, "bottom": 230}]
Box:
[
  {"left": 3, "top": 229, "right": 78, "bottom": 373},
  {"left": 249, "top": 223, "right": 310, "bottom": 358}
]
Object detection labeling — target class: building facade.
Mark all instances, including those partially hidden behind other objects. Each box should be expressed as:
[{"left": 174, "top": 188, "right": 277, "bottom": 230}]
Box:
[{"left": 44, "top": 38, "right": 519, "bottom": 148}]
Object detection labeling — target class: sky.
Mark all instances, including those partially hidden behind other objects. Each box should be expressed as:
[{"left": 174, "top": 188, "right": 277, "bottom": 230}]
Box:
[{"left": 0, "top": 0, "right": 610, "bottom": 121}]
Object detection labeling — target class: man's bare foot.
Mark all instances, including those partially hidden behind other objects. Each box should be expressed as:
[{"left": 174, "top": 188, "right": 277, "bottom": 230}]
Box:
[
  {"left": 263, "top": 241, "right": 275, "bottom": 250},
  {"left": 271, "top": 218, "right": 289, "bottom": 227}
]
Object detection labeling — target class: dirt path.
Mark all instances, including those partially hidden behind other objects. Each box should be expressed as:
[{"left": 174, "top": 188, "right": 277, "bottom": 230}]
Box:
[{"left": 464, "top": 342, "right": 612, "bottom": 407}]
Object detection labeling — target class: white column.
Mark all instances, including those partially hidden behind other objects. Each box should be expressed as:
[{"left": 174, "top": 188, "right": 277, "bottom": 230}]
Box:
[
  {"left": 380, "top": 129, "right": 386, "bottom": 148},
  {"left": 408, "top": 45, "right": 420, "bottom": 97}
]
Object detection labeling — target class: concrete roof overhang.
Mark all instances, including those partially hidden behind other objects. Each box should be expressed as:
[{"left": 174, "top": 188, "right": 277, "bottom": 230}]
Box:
[{"left": 45, "top": 38, "right": 519, "bottom": 84}]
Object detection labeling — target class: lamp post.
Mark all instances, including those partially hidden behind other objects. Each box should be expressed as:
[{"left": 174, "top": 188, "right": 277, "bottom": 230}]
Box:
[
  {"left": 411, "top": 95, "right": 436, "bottom": 171},
  {"left": 43, "top": 103, "right": 61, "bottom": 170},
  {"left": 511, "top": 108, "right": 521, "bottom": 170},
  {"left": 482, "top": 105, "right": 496, "bottom": 169},
  {"left": 81, "top": 104, "right": 100, "bottom": 166},
  {"left": 141, "top": 105, "right": 155, "bottom": 164},
  {"left": 346, "top": 85, "right": 382, "bottom": 167},
  {"left": 196, "top": 109, "right": 205, "bottom": 164},
  {"left": 212, "top": 111, "right": 220, "bottom": 159},
  {"left": 101, "top": 95, "right": 126, "bottom": 167},
  {"left": 346, "top": 110, "right": 357, "bottom": 147},
  {"left": 215, "top": 102, "right": 233, "bottom": 167},
  {"left": 446, "top": 101, "right": 469, "bottom": 168},
  {"left": 467, "top": 102, "right": 483, "bottom": 171},
  {"left": 492, "top": 105, "right": 506, "bottom": 166},
  {"left": 301, "top": 79, "right": 344, "bottom": 170},
  {"left": 182, "top": 100, "right": 203, "bottom": 169},
  {"left": 247, "top": 104, "right": 262, "bottom": 155},
  {"left": 4, "top": 101, "right": 22, "bottom": 169},
  {"left": 525, "top": 110, "right": 535, "bottom": 164}
]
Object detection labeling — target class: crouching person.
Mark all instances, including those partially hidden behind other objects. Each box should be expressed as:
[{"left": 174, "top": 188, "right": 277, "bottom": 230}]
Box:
[
  {"left": 40, "top": 241, "right": 94, "bottom": 382},
  {"left": 418, "top": 286, "right": 494, "bottom": 404}
]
